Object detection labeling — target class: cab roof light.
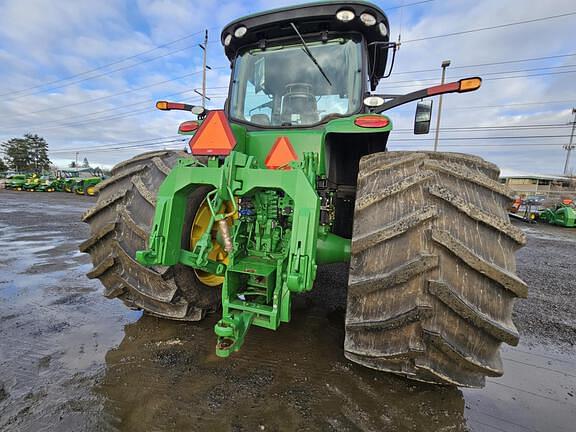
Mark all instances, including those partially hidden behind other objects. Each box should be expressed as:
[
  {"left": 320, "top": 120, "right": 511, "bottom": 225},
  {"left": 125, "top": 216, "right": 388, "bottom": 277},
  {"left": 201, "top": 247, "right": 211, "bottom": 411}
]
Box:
[
  {"left": 336, "top": 10, "right": 355, "bottom": 22},
  {"left": 378, "top": 22, "right": 388, "bottom": 37},
  {"left": 234, "top": 26, "right": 247, "bottom": 38},
  {"left": 360, "top": 13, "right": 377, "bottom": 26}
]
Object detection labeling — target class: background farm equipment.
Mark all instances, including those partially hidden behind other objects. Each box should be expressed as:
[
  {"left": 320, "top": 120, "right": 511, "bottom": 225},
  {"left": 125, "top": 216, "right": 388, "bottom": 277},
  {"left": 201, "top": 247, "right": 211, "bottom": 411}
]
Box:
[
  {"left": 73, "top": 168, "right": 105, "bottom": 196},
  {"left": 81, "top": 0, "right": 526, "bottom": 388},
  {"left": 5, "top": 174, "right": 28, "bottom": 191},
  {"left": 73, "top": 176, "right": 104, "bottom": 196},
  {"left": 22, "top": 174, "right": 42, "bottom": 192},
  {"left": 509, "top": 196, "right": 541, "bottom": 223},
  {"left": 35, "top": 176, "right": 57, "bottom": 192},
  {"left": 539, "top": 200, "right": 576, "bottom": 227}
]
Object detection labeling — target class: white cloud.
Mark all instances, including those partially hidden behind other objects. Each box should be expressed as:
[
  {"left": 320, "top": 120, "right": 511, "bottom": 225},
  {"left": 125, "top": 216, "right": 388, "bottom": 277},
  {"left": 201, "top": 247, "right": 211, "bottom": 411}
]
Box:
[{"left": 0, "top": 0, "right": 574, "bottom": 173}]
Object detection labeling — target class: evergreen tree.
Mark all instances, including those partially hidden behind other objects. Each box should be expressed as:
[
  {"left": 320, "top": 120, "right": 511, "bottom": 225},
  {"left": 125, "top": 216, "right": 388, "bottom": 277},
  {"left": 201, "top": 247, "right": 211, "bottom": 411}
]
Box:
[
  {"left": 1, "top": 137, "right": 31, "bottom": 172},
  {"left": 1, "top": 134, "right": 51, "bottom": 172},
  {"left": 26, "top": 134, "right": 51, "bottom": 172},
  {"left": 82, "top": 157, "right": 90, "bottom": 168},
  {"left": 0, "top": 157, "right": 7, "bottom": 172}
]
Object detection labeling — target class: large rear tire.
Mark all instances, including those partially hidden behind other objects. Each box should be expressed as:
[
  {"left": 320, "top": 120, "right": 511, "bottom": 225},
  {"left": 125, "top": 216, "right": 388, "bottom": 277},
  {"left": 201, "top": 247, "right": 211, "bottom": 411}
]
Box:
[
  {"left": 345, "top": 151, "right": 527, "bottom": 387},
  {"left": 80, "top": 151, "right": 220, "bottom": 320}
]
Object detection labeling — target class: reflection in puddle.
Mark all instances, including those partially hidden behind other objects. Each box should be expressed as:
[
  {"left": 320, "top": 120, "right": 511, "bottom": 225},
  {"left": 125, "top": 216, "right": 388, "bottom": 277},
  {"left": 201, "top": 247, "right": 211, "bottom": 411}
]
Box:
[{"left": 98, "top": 312, "right": 469, "bottom": 431}]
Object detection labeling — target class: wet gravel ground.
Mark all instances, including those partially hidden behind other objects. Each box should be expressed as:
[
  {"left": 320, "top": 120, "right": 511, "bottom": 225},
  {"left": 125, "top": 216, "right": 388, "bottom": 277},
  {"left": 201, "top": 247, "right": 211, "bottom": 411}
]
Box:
[{"left": 0, "top": 190, "right": 575, "bottom": 432}]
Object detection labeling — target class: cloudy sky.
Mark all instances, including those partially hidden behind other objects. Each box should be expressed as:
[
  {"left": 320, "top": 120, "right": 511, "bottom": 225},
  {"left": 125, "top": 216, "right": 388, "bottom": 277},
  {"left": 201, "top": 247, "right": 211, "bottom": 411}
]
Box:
[{"left": 0, "top": 0, "right": 575, "bottom": 175}]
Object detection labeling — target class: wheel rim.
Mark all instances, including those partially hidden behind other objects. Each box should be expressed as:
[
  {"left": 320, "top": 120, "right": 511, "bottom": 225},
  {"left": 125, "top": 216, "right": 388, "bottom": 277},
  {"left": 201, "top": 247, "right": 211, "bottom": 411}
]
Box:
[
  {"left": 189, "top": 199, "right": 233, "bottom": 286},
  {"left": 86, "top": 186, "right": 96, "bottom": 196}
]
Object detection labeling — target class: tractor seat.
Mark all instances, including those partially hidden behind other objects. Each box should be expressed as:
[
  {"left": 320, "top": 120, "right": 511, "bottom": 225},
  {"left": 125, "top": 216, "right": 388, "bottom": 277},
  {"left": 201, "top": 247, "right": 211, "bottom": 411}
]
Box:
[
  {"left": 281, "top": 83, "right": 319, "bottom": 124},
  {"left": 251, "top": 113, "right": 271, "bottom": 125}
]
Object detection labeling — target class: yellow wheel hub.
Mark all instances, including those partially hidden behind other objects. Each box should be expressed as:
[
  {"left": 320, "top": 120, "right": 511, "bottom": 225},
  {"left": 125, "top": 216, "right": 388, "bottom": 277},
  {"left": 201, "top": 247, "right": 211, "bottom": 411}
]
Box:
[
  {"left": 86, "top": 186, "right": 96, "bottom": 196},
  {"left": 190, "top": 199, "right": 234, "bottom": 286}
]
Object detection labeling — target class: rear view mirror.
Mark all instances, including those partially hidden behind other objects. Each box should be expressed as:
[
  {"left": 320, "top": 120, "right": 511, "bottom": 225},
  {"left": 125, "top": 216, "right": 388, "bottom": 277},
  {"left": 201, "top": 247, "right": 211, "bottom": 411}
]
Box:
[{"left": 414, "top": 100, "right": 433, "bottom": 134}]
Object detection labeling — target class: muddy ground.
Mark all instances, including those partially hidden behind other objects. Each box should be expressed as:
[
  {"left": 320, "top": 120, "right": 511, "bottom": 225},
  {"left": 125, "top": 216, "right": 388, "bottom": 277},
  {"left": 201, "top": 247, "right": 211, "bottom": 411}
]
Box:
[{"left": 0, "top": 190, "right": 574, "bottom": 432}]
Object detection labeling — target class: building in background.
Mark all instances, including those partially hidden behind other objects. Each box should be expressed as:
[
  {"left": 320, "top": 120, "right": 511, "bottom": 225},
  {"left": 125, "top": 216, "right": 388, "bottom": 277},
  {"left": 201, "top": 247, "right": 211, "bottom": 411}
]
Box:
[{"left": 500, "top": 169, "right": 575, "bottom": 199}]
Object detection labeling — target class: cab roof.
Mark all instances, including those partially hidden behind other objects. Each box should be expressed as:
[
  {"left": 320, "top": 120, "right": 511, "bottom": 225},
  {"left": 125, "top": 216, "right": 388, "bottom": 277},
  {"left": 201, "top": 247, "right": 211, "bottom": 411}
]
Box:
[{"left": 220, "top": 1, "right": 391, "bottom": 90}]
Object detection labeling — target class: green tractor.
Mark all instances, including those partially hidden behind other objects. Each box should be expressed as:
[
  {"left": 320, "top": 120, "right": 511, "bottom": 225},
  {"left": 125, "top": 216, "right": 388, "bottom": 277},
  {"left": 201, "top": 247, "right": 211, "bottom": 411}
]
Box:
[
  {"left": 5, "top": 174, "right": 28, "bottom": 191},
  {"left": 73, "top": 169, "right": 105, "bottom": 196},
  {"left": 36, "top": 175, "right": 57, "bottom": 192},
  {"left": 53, "top": 170, "right": 77, "bottom": 192},
  {"left": 539, "top": 200, "right": 576, "bottom": 227},
  {"left": 22, "top": 174, "right": 54, "bottom": 192},
  {"left": 81, "top": 1, "right": 527, "bottom": 387}
]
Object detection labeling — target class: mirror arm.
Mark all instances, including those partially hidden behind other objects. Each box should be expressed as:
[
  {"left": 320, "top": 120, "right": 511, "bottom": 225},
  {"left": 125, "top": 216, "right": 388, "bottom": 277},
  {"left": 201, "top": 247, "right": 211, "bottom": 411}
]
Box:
[
  {"left": 373, "top": 77, "right": 482, "bottom": 113},
  {"left": 374, "top": 88, "right": 432, "bottom": 113},
  {"left": 369, "top": 93, "right": 402, "bottom": 100}
]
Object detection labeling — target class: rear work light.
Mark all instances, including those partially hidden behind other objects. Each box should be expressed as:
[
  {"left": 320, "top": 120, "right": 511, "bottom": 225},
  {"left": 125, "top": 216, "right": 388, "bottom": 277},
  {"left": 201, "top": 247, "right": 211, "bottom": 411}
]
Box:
[
  {"left": 360, "top": 13, "right": 377, "bottom": 26},
  {"left": 336, "top": 10, "right": 355, "bottom": 22},
  {"left": 354, "top": 115, "right": 390, "bottom": 128}
]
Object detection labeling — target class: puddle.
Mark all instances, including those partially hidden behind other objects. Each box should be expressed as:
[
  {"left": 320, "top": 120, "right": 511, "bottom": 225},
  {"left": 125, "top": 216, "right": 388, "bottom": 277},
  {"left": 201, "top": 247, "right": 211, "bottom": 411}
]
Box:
[{"left": 0, "top": 191, "right": 575, "bottom": 432}]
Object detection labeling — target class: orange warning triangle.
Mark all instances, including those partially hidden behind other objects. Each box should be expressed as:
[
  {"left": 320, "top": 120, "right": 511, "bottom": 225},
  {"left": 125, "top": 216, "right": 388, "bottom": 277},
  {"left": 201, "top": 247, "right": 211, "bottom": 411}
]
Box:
[
  {"left": 190, "top": 110, "right": 237, "bottom": 156},
  {"left": 265, "top": 136, "right": 298, "bottom": 169}
]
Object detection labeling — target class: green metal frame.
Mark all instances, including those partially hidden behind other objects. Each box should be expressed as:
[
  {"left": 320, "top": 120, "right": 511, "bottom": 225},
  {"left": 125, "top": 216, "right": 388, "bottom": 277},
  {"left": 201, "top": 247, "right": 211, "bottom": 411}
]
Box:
[
  {"left": 136, "top": 151, "right": 348, "bottom": 355},
  {"left": 539, "top": 204, "right": 576, "bottom": 227}
]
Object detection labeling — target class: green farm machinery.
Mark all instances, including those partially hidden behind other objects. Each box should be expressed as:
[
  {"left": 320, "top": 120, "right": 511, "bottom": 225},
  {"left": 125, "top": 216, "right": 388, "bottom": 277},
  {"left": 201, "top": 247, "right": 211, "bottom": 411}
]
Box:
[
  {"left": 81, "top": 1, "right": 527, "bottom": 387},
  {"left": 22, "top": 174, "right": 57, "bottom": 192},
  {"left": 73, "top": 168, "right": 105, "bottom": 196},
  {"left": 539, "top": 200, "right": 576, "bottom": 227},
  {"left": 5, "top": 174, "right": 28, "bottom": 191},
  {"left": 36, "top": 176, "right": 57, "bottom": 192}
]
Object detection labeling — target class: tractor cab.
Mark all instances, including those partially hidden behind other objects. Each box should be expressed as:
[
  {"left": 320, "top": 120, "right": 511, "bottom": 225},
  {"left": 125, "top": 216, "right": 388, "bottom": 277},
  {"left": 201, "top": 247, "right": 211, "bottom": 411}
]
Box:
[{"left": 221, "top": 1, "right": 392, "bottom": 128}]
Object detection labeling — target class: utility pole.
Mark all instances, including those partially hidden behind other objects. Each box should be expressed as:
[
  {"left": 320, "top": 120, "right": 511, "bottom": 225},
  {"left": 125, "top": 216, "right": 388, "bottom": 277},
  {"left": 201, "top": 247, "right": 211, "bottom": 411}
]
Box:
[
  {"left": 75, "top": 151, "right": 79, "bottom": 169},
  {"left": 433, "top": 60, "right": 451, "bottom": 152},
  {"left": 563, "top": 108, "right": 576, "bottom": 175},
  {"left": 199, "top": 30, "right": 208, "bottom": 107}
]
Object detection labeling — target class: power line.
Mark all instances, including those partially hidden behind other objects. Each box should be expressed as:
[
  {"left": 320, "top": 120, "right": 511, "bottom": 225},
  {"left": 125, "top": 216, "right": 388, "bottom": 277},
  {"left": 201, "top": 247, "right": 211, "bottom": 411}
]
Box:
[
  {"left": 2, "top": 67, "right": 226, "bottom": 120},
  {"left": 52, "top": 140, "right": 186, "bottom": 154},
  {"left": 0, "top": 78, "right": 232, "bottom": 130},
  {"left": 378, "top": 68, "right": 576, "bottom": 90},
  {"left": 391, "top": 134, "right": 573, "bottom": 141},
  {"left": 392, "top": 52, "right": 576, "bottom": 75},
  {"left": 50, "top": 135, "right": 180, "bottom": 151},
  {"left": 380, "top": 65, "right": 576, "bottom": 86},
  {"left": 387, "top": 0, "right": 435, "bottom": 11},
  {"left": 3, "top": 43, "right": 203, "bottom": 102},
  {"left": 403, "top": 11, "right": 576, "bottom": 43},
  {"left": 393, "top": 143, "right": 570, "bottom": 147},
  {"left": 0, "top": 28, "right": 218, "bottom": 98},
  {"left": 392, "top": 123, "right": 573, "bottom": 133},
  {"left": 49, "top": 136, "right": 185, "bottom": 154},
  {"left": 445, "top": 99, "right": 576, "bottom": 111}
]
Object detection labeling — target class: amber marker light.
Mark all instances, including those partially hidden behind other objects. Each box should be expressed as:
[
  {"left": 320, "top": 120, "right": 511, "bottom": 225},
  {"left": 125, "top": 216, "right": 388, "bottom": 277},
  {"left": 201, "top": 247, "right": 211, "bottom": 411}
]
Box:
[{"left": 458, "top": 77, "right": 482, "bottom": 92}]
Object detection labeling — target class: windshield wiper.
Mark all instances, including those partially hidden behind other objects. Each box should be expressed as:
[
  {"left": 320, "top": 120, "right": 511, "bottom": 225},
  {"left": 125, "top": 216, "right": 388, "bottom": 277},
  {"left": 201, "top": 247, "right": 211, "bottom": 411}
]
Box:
[{"left": 290, "top": 22, "right": 332, "bottom": 86}]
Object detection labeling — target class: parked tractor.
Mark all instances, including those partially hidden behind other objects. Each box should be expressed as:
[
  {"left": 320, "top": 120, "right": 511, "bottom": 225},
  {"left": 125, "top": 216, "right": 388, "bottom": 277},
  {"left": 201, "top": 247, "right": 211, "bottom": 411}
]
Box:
[
  {"left": 36, "top": 176, "right": 57, "bottom": 192},
  {"left": 73, "top": 169, "right": 105, "bottom": 196},
  {"left": 81, "top": 1, "right": 527, "bottom": 387},
  {"left": 5, "top": 174, "right": 27, "bottom": 191}
]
